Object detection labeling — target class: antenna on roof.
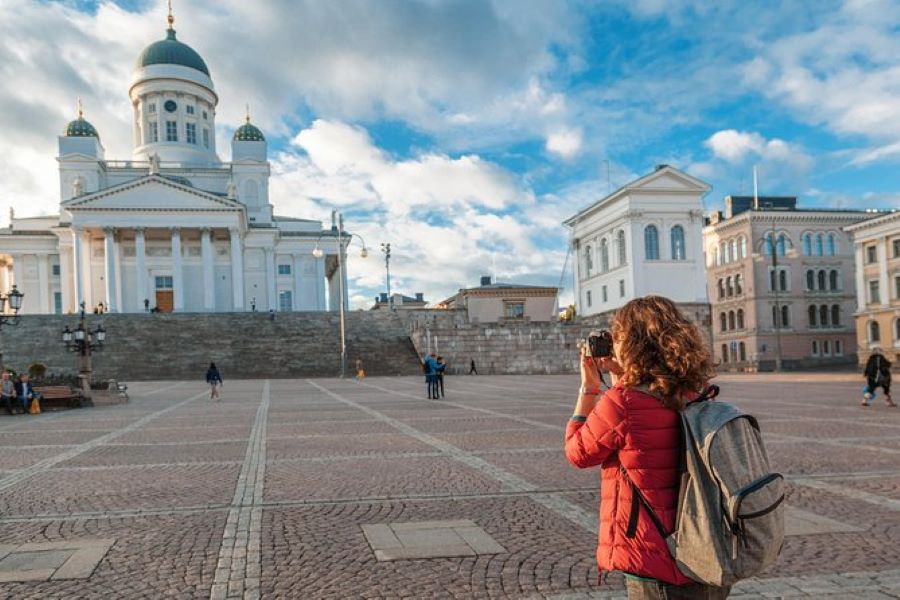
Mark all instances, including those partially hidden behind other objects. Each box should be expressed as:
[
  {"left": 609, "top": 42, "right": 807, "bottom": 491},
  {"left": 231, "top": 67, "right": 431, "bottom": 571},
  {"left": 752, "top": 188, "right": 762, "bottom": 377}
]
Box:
[
  {"left": 753, "top": 165, "right": 759, "bottom": 211},
  {"left": 167, "top": 0, "right": 175, "bottom": 30}
]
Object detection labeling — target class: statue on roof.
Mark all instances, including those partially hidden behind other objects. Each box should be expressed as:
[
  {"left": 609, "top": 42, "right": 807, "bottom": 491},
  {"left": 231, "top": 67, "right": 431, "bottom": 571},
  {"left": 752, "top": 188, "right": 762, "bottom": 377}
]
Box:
[
  {"left": 149, "top": 152, "right": 161, "bottom": 175},
  {"left": 226, "top": 178, "right": 237, "bottom": 199},
  {"left": 72, "top": 177, "right": 84, "bottom": 197}
]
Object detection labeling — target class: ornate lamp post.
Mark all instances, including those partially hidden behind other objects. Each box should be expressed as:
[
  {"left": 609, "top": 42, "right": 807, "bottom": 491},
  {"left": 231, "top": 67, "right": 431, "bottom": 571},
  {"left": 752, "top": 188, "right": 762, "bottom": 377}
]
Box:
[
  {"left": 381, "top": 242, "right": 392, "bottom": 310},
  {"left": 61, "top": 301, "right": 106, "bottom": 398},
  {"left": 0, "top": 284, "right": 25, "bottom": 367},
  {"left": 312, "top": 213, "right": 368, "bottom": 378}
]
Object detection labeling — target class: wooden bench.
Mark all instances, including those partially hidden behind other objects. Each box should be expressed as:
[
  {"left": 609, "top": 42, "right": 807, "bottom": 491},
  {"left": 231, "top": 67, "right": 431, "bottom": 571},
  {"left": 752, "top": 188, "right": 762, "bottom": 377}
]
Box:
[{"left": 34, "top": 386, "right": 84, "bottom": 411}]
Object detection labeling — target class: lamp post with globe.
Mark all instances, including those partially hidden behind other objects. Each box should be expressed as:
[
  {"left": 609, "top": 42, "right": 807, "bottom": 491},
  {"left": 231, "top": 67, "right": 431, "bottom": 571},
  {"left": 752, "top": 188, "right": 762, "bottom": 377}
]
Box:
[
  {"left": 0, "top": 285, "right": 25, "bottom": 368},
  {"left": 61, "top": 302, "right": 106, "bottom": 399}
]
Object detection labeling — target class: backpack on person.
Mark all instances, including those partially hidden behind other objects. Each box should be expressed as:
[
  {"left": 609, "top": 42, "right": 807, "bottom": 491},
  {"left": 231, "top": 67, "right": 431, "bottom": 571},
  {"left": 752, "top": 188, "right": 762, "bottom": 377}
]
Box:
[{"left": 623, "top": 386, "right": 785, "bottom": 587}]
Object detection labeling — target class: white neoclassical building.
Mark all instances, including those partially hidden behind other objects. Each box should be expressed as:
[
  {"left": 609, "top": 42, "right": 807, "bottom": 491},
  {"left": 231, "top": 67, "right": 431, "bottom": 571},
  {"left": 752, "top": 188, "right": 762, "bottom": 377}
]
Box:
[
  {"left": 563, "top": 165, "right": 710, "bottom": 315},
  {"left": 0, "top": 13, "right": 349, "bottom": 315}
]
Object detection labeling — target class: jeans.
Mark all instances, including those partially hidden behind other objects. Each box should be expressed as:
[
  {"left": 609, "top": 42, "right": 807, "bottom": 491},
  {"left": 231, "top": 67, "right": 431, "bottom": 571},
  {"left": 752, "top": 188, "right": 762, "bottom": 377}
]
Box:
[
  {"left": 626, "top": 578, "right": 730, "bottom": 599},
  {"left": 2, "top": 394, "right": 14, "bottom": 414}
]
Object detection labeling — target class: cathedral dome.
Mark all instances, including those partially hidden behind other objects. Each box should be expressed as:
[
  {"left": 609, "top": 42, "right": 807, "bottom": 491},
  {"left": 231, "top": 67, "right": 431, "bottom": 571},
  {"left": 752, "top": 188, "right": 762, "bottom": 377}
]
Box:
[
  {"left": 135, "top": 29, "right": 210, "bottom": 76},
  {"left": 64, "top": 116, "right": 99, "bottom": 139},
  {"left": 234, "top": 121, "right": 265, "bottom": 142}
]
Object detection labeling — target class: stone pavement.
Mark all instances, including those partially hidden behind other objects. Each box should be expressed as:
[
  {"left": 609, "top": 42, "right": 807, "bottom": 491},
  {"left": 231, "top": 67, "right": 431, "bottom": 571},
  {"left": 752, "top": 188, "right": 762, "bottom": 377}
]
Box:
[{"left": 0, "top": 373, "right": 898, "bottom": 599}]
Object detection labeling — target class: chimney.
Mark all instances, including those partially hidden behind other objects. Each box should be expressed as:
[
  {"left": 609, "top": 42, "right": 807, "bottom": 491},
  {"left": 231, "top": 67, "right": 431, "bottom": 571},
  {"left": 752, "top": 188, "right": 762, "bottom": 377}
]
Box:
[
  {"left": 480, "top": 275, "right": 492, "bottom": 286},
  {"left": 415, "top": 292, "right": 424, "bottom": 301}
]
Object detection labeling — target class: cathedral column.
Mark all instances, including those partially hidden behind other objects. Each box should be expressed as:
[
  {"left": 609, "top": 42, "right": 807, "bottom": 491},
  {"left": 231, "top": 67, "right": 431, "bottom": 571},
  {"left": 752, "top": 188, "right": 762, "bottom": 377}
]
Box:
[
  {"left": 201, "top": 227, "right": 215, "bottom": 311},
  {"left": 229, "top": 227, "right": 244, "bottom": 310},
  {"left": 113, "top": 232, "right": 123, "bottom": 312},
  {"left": 72, "top": 229, "right": 84, "bottom": 309},
  {"left": 315, "top": 254, "right": 326, "bottom": 311},
  {"left": 59, "top": 246, "right": 73, "bottom": 314},
  {"left": 171, "top": 227, "right": 184, "bottom": 312},
  {"left": 292, "top": 254, "right": 301, "bottom": 311},
  {"left": 103, "top": 228, "right": 118, "bottom": 313},
  {"left": 265, "top": 247, "right": 276, "bottom": 311},
  {"left": 37, "top": 254, "right": 50, "bottom": 314},
  {"left": 135, "top": 227, "right": 147, "bottom": 311}
]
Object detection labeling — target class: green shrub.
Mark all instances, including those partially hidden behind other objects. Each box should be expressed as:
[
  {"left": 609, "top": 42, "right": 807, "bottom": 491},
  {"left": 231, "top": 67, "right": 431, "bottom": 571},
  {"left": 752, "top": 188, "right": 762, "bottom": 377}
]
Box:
[{"left": 28, "top": 362, "right": 48, "bottom": 380}]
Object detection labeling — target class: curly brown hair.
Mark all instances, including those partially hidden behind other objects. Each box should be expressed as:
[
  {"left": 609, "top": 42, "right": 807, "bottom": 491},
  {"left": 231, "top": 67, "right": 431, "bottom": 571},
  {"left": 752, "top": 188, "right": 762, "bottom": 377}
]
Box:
[{"left": 612, "top": 296, "right": 714, "bottom": 410}]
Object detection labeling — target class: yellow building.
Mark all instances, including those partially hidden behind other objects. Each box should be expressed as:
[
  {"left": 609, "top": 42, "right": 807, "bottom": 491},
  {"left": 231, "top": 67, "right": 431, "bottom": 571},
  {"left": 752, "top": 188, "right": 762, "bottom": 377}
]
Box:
[{"left": 845, "top": 211, "right": 900, "bottom": 364}]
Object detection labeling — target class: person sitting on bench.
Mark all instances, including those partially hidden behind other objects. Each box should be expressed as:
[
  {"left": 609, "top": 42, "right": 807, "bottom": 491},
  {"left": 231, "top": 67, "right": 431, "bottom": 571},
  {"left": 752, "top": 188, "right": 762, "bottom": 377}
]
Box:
[
  {"left": 1, "top": 371, "right": 17, "bottom": 415},
  {"left": 14, "top": 373, "right": 41, "bottom": 414}
]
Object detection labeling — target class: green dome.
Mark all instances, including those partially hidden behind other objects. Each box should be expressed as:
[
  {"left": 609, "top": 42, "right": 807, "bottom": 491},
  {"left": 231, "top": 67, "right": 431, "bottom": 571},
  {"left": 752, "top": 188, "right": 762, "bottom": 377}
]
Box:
[
  {"left": 234, "top": 122, "right": 265, "bottom": 142},
  {"left": 64, "top": 116, "right": 99, "bottom": 139},
  {"left": 136, "top": 29, "right": 210, "bottom": 77}
]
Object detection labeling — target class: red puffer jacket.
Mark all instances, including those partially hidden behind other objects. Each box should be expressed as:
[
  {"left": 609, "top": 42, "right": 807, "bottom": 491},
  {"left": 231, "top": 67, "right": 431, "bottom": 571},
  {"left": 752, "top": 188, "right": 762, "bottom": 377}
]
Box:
[{"left": 565, "top": 384, "right": 694, "bottom": 585}]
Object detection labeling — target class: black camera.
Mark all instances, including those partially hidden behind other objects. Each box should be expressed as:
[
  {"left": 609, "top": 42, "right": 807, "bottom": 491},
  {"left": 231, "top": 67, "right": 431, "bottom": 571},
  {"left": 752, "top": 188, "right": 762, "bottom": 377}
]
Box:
[{"left": 583, "top": 330, "right": 613, "bottom": 358}]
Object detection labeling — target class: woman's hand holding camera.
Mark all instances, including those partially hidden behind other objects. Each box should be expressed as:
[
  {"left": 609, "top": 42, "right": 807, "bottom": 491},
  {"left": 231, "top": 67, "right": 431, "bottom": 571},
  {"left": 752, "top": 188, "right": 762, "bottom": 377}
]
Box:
[{"left": 574, "top": 347, "right": 622, "bottom": 418}]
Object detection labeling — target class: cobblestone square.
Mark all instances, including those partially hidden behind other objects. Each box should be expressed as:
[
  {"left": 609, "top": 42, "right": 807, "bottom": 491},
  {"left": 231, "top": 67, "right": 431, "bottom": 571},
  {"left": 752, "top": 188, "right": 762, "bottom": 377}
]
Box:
[{"left": 1, "top": 374, "right": 899, "bottom": 598}]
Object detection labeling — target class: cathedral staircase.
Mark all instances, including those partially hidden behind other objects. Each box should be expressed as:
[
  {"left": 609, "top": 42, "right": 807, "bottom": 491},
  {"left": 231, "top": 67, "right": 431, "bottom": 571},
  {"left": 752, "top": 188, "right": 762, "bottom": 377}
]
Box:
[{"left": 2, "top": 311, "right": 423, "bottom": 381}]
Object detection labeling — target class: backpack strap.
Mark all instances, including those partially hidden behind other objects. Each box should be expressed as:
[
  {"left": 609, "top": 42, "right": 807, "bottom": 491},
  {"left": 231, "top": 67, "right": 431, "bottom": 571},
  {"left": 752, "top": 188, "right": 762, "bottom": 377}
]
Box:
[{"left": 621, "top": 465, "right": 670, "bottom": 540}]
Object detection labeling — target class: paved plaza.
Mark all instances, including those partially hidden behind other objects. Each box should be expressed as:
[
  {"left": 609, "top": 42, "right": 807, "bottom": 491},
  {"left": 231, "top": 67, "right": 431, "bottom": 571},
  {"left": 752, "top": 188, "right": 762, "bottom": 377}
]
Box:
[{"left": 0, "top": 373, "right": 898, "bottom": 599}]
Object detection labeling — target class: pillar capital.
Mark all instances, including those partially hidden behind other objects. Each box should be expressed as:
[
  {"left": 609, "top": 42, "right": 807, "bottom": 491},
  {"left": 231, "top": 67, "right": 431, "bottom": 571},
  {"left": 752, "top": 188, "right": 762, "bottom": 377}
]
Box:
[
  {"left": 134, "top": 226, "right": 146, "bottom": 234},
  {"left": 170, "top": 226, "right": 181, "bottom": 234}
]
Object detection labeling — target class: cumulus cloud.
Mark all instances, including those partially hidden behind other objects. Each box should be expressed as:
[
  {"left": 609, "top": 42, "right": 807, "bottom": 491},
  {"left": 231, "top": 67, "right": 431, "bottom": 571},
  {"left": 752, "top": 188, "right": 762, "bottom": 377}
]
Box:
[
  {"left": 703, "top": 129, "right": 813, "bottom": 191},
  {"left": 545, "top": 127, "right": 583, "bottom": 159}
]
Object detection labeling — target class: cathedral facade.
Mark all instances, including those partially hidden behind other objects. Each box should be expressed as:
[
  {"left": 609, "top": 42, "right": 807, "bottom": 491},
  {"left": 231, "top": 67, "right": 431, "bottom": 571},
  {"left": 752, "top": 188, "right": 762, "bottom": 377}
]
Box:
[{"left": 0, "top": 15, "right": 347, "bottom": 315}]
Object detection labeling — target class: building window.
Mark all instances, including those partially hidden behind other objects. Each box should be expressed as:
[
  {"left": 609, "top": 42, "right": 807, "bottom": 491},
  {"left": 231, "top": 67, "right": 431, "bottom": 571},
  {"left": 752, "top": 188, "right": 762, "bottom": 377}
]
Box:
[
  {"left": 831, "top": 304, "right": 840, "bottom": 326},
  {"left": 806, "top": 269, "right": 814, "bottom": 291},
  {"left": 586, "top": 290, "right": 592, "bottom": 308},
  {"left": 721, "top": 344, "right": 728, "bottom": 363},
  {"left": 504, "top": 301, "right": 525, "bottom": 319},
  {"left": 782, "top": 305, "right": 790, "bottom": 328},
  {"left": 869, "top": 321, "right": 880, "bottom": 342},
  {"left": 815, "top": 234, "right": 824, "bottom": 256},
  {"left": 585, "top": 245, "right": 593, "bottom": 275},
  {"left": 186, "top": 122, "right": 197, "bottom": 144},
  {"left": 728, "top": 311, "right": 736, "bottom": 330},
  {"left": 600, "top": 239, "right": 609, "bottom": 272},
  {"left": 148, "top": 121, "right": 158, "bottom": 143},
  {"left": 896, "top": 318, "right": 900, "bottom": 342},
  {"left": 769, "top": 269, "right": 776, "bottom": 291},
  {"left": 738, "top": 236, "right": 747, "bottom": 259},
  {"left": 802, "top": 233, "right": 812, "bottom": 256},
  {"left": 645, "top": 225, "right": 659, "bottom": 260},
  {"left": 54, "top": 292, "right": 62, "bottom": 315},
  {"left": 726, "top": 276, "right": 734, "bottom": 297},
  {"left": 763, "top": 233, "right": 774, "bottom": 256},
  {"left": 895, "top": 275, "right": 900, "bottom": 300},
  {"left": 617, "top": 230, "right": 626, "bottom": 266},
  {"left": 278, "top": 264, "right": 291, "bottom": 275},
  {"left": 819, "top": 305, "right": 829, "bottom": 327},
  {"left": 739, "top": 341, "right": 746, "bottom": 362},
  {"left": 835, "top": 340, "right": 843, "bottom": 356},
  {"left": 826, "top": 234, "right": 836, "bottom": 256},
  {"left": 812, "top": 340, "right": 819, "bottom": 356},
  {"left": 148, "top": 103, "right": 157, "bottom": 114},
  {"left": 866, "top": 245, "right": 877, "bottom": 263},
  {"left": 186, "top": 105, "right": 195, "bottom": 115},
  {"left": 714, "top": 245, "right": 721, "bottom": 266},
  {"left": 776, "top": 234, "right": 787, "bottom": 256},
  {"left": 818, "top": 270, "right": 826, "bottom": 291},
  {"left": 671, "top": 225, "right": 686, "bottom": 260},
  {"left": 737, "top": 309, "right": 744, "bottom": 329},
  {"left": 203, "top": 128, "right": 210, "bottom": 148},
  {"left": 279, "top": 290, "right": 293, "bottom": 312},
  {"left": 717, "top": 279, "right": 725, "bottom": 300},
  {"left": 728, "top": 240, "right": 736, "bottom": 263},
  {"left": 619, "top": 279, "right": 625, "bottom": 297},
  {"left": 829, "top": 270, "right": 838, "bottom": 291},
  {"left": 869, "top": 280, "right": 881, "bottom": 304},
  {"left": 52, "top": 264, "right": 60, "bottom": 276},
  {"left": 166, "top": 120, "right": 177, "bottom": 142},
  {"left": 808, "top": 305, "right": 817, "bottom": 327},
  {"left": 601, "top": 285, "right": 608, "bottom": 303},
  {"left": 720, "top": 312, "right": 727, "bottom": 333},
  {"left": 893, "top": 238, "right": 900, "bottom": 258},
  {"left": 734, "top": 274, "right": 743, "bottom": 295},
  {"left": 202, "top": 110, "right": 208, "bottom": 120},
  {"left": 779, "top": 269, "right": 788, "bottom": 292},
  {"left": 155, "top": 275, "right": 173, "bottom": 289}
]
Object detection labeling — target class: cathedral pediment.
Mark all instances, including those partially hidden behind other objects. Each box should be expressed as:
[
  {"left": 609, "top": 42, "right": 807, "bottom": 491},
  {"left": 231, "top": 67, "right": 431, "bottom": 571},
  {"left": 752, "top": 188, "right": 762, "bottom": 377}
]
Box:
[
  {"left": 62, "top": 175, "right": 243, "bottom": 212},
  {"left": 629, "top": 166, "right": 710, "bottom": 193}
]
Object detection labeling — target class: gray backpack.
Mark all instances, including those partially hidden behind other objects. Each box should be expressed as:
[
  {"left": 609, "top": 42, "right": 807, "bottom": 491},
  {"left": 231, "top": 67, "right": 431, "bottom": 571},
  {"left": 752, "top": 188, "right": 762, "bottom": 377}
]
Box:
[{"left": 623, "top": 386, "right": 785, "bottom": 587}]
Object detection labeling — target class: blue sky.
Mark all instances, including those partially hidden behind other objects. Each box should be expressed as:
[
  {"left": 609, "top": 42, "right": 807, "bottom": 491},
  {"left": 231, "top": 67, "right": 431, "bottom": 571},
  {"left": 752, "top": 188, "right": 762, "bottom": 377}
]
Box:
[{"left": 2, "top": 0, "right": 899, "bottom": 307}]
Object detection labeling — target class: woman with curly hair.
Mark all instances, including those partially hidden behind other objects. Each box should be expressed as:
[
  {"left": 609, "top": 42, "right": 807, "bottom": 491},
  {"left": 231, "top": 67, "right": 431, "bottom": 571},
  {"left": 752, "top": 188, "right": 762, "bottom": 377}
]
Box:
[{"left": 565, "top": 296, "right": 727, "bottom": 599}]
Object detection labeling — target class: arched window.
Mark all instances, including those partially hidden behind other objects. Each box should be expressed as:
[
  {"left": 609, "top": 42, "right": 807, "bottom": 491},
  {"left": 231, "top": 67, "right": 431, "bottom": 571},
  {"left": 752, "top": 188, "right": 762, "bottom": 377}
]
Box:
[
  {"left": 719, "top": 242, "right": 727, "bottom": 264},
  {"left": 819, "top": 305, "right": 829, "bottom": 327},
  {"left": 585, "top": 245, "right": 593, "bottom": 274},
  {"left": 713, "top": 246, "right": 720, "bottom": 266},
  {"left": 806, "top": 270, "right": 815, "bottom": 291},
  {"left": 831, "top": 305, "right": 840, "bottom": 326},
  {"left": 737, "top": 309, "right": 744, "bottom": 329},
  {"left": 812, "top": 340, "right": 819, "bottom": 355},
  {"left": 869, "top": 321, "right": 880, "bottom": 342},
  {"left": 671, "top": 225, "right": 686, "bottom": 260},
  {"left": 802, "top": 233, "right": 812, "bottom": 256},
  {"left": 739, "top": 236, "right": 747, "bottom": 259},
  {"left": 720, "top": 313, "right": 727, "bottom": 333},
  {"left": 739, "top": 342, "right": 746, "bottom": 362},
  {"left": 734, "top": 274, "right": 743, "bottom": 295},
  {"left": 895, "top": 318, "right": 900, "bottom": 341},
  {"left": 808, "top": 305, "right": 817, "bottom": 327},
  {"left": 600, "top": 239, "right": 609, "bottom": 272},
  {"left": 728, "top": 310, "right": 736, "bottom": 330},
  {"left": 815, "top": 233, "right": 824, "bottom": 256},
  {"left": 826, "top": 233, "right": 836, "bottom": 256},
  {"left": 721, "top": 344, "right": 729, "bottom": 363},
  {"left": 817, "top": 270, "right": 826, "bottom": 291},
  {"left": 717, "top": 279, "right": 725, "bottom": 300},
  {"left": 781, "top": 305, "right": 790, "bottom": 328},
  {"left": 776, "top": 234, "right": 787, "bottom": 256},
  {"left": 617, "top": 230, "right": 627, "bottom": 266},
  {"left": 726, "top": 276, "right": 734, "bottom": 297},
  {"left": 644, "top": 225, "right": 660, "bottom": 260},
  {"left": 779, "top": 269, "right": 787, "bottom": 291},
  {"left": 772, "top": 305, "right": 778, "bottom": 327},
  {"left": 763, "top": 233, "right": 774, "bottom": 256},
  {"left": 728, "top": 240, "right": 736, "bottom": 263},
  {"left": 829, "top": 270, "right": 838, "bottom": 291}
]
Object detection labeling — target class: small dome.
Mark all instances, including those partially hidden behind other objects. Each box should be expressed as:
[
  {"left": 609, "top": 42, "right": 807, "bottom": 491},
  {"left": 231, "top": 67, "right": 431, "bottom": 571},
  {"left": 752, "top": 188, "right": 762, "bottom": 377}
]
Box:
[
  {"left": 136, "top": 29, "right": 210, "bottom": 77},
  {"left": 64, "top": 116, "right": 99, "bottom": 139},
  {"left": 234, "top": 121, "right": 265, "bottom": 142}
]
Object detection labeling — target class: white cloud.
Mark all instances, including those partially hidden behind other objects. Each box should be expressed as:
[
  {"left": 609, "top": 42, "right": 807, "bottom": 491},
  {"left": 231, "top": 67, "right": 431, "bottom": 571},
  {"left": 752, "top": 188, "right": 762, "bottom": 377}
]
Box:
[
  {"left": 705, "top": 130, "right": 766, "bottom": 163},
  {"left": 545, "top": 127, "right": 584, "bottom": 159}
]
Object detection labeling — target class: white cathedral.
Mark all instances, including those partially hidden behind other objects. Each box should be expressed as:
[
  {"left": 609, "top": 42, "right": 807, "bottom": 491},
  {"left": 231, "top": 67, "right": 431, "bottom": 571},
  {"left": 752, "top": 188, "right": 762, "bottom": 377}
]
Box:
[{"left": 0, "top": 13, "right": 348, "bottom": 315}]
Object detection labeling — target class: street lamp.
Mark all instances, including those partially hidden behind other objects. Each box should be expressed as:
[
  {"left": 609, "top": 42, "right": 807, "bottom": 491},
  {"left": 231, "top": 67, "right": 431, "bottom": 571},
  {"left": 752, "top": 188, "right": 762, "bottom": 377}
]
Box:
[
  {"left": 312, "top": 213, "right": 368, "bottom": 377},
  {"left": 381, "top": 242, "right": 392, "bottom": 310},
  {"left": 0, "top": 284, "right": 25, "bottom": 367},
  {"left": 61, "top": 301, "right": 106, "bottom": 399}
]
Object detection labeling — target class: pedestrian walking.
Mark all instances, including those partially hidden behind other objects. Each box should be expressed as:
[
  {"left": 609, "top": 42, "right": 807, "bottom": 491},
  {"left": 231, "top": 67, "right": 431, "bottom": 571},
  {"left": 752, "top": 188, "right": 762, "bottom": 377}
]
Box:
[
  {"left": 355, "top": 358, "right": 366, "bottom": 383},
  {"left": 1, "top": 371, "right": 18, "bottom": 415},
  {"left": 565, "top": 296, "right": 731, "bottom": 598},
  {"left": 469, "top": 359, "right": 477, "bottom": 375},
  {"left": 436, "top": 356, "right": 446, "bottom": 398},
  {"left": 862, "top": 350, "right": 894, "bottom": 407},
  {"left": 206, "top": 362, "right": 223, "bottom": 401},
  {"left": 423, "top": 353, "right": 440, "bottom": 399}
]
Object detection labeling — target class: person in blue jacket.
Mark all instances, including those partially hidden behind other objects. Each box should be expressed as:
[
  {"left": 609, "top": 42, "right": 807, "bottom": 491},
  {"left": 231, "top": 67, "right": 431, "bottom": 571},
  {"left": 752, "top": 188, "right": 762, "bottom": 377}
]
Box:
[
  {"left": 206, "top": 362, "right": 223, "bottom": 401},
  {"left": 423, "top": 353, "right": 440, "bottom": 399}
]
